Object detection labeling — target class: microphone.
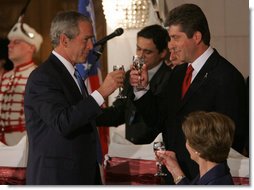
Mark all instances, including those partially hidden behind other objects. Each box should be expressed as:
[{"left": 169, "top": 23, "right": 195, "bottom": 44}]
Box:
[{"left": 94, "top": 28, "right": 124, "bottom": 47}]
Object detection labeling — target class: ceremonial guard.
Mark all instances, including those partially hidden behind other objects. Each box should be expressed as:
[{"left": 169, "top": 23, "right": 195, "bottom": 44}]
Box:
[{"left": 0, "top": 22, "right": 43, "bottom": 145}]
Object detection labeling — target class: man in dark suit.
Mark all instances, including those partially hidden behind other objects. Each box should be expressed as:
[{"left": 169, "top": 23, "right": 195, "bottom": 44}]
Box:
[
  {"left": 130, "top": 4, "right": 247, "bottom": 184},
  {"left": 96, "top": 24, "right": 173, "bottom": 144},
  {"left": 24, "top": 11, "right": 124, "bottom": 185}
]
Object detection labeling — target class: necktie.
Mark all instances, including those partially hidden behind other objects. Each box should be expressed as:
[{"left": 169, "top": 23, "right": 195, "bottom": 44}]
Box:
[
  {"left": 74, "top": 68, "right": 102, "bottom": 164},
  {"left": 74, "top": 68, "right": 87, "bottom": 96},
  {"left": 181, "top": 65, "right": 194, "bottom": 98}
]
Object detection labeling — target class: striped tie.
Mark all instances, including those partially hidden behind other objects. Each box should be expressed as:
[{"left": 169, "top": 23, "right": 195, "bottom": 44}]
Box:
[{"left": 74, "top": 68, "right": 87, "bottom": 96}]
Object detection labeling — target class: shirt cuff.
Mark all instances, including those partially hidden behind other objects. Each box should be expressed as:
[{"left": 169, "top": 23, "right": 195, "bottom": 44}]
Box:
[
  {"left": 133, "top": 84, "right": 150, "bottom": 100},
  {"left": 91, "top": 90, "right": 104, "bottom": 106}
]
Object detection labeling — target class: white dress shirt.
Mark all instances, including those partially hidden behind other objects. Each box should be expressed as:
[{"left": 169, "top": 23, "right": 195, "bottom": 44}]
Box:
[
  {"left": 189, "top": 46, "right": 214, "bottom": 82},
  {"left": 52, "top": 50, "right": 104, "bottom": 106},
  {"left": 134, "top": 47, "right": 214, "bottom": 100}
]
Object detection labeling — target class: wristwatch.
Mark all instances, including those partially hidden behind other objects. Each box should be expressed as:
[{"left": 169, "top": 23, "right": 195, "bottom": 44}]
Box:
[{"left": 174, "top": 175, "right": 185, "bottom": 184}]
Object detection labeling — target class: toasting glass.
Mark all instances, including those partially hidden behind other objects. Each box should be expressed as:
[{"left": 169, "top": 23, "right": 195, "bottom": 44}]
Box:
[
  {"left": 132, "top": 55, "right": 145, "bottom": 90},
  {"left": 153, "top": 141, "right": 167, "bottom": 177},
  {"left": 113, "top": 65, "right": 127, "bottom": 99}
]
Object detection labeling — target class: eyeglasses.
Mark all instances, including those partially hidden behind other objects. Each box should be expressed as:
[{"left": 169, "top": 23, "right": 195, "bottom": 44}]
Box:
[{"left": 9, "top": 39, "right": 29, "bottom": 46}]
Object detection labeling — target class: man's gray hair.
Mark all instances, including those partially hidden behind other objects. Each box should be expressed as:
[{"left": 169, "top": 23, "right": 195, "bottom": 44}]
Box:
[{"left": 50, "top": 10, "right": 91, "bottom": 48}]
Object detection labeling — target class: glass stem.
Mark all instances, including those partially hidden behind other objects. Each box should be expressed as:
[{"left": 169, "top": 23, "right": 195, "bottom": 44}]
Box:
[
  {"left": 119, "top": 87, "right": 122, "bottom": 95},
  {"left": 158, "top": 163, "right": 162, "bottom": 173}
]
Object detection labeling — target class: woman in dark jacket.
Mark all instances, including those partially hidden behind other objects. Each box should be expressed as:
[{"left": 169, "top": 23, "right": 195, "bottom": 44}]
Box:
[{"left": 157, "top": 111, "right": 235, "bottom": 185}]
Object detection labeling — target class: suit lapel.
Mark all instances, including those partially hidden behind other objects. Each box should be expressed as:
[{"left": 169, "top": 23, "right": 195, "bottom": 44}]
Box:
[
  {"left": 150, "top": 62, "right": 172, "bottom": 95},
  {"left": 166, "top": 63, "right": 186, "bottom": 111},
  {"left": 179, "top": 51, "right": 218, "bottom": 109},
  {"left": 49, "top": 54, "right": 83, "bottom": 102},
  {"left": 181, "top": 65, "right": 209, "bottom": 103}
]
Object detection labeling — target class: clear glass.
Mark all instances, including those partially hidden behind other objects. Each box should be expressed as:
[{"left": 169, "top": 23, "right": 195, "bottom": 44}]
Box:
[
  {"left": 113, "top": 65, "right": 127, "bottom": 99},
  {"left": 153, "top": 141, "right": 167, "bottom": 177},
  {"left": 132, "top": 55, "right": 145, "bottom": 90}
]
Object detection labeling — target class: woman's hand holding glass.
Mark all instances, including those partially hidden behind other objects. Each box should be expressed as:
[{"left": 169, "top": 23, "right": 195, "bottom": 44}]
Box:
[
  {"left": 153, "top": 141, "right": 167, "bottom": 177},
  {"left": 156, "top": 150, "right": 185, "bottom": 183}
]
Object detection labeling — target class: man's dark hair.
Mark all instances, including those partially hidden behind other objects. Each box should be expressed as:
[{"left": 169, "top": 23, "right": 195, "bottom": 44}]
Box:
[
  {"left": 137, "top": 24, "right": 169, "bottom": 53},
  {"left": 164, "top": 3, "right": 210, "bottom": 46}
]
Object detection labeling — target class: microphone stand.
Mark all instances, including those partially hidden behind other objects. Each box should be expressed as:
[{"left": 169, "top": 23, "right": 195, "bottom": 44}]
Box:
[{"left": 93, "top": 43, "right": 105, "bottom": 62}]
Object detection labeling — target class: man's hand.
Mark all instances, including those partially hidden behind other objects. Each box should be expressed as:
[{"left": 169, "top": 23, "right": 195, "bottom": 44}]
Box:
[
  {"left": 97, "top": 69, "right": 125, "bottom": 99},
  {"left": 129, "top": 64, "right": 148, "bottom": 89}
]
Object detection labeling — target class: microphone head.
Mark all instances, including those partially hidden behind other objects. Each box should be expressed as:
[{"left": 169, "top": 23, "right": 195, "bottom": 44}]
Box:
[{"left": 114, "top": 28, "right": 124, "bottom": 36}]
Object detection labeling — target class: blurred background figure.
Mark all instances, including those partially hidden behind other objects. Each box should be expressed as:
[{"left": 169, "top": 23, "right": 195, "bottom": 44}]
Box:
[
  {"left": 0, "top": 22, "right": 43, "bottom": 145},
  {"left": 157, "top": 111, "right": 235, "bottom": 185},
  {"left": 0, "top": 38, "right": 13, "bottom": 80},
  {"left": 164, "top": 44, "right": 183, "bottom": 68}
]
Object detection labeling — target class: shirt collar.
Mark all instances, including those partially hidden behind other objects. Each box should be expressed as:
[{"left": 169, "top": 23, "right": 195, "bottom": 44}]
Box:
[
  {"left": 52, "top": 50, "right": 75, "bottom": 76},
  {"left": 15, "top": 60, "right": 34, "bottom": 71},
  {"left": 190, "top": 46, "right": 214, "bottom": 73}
]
